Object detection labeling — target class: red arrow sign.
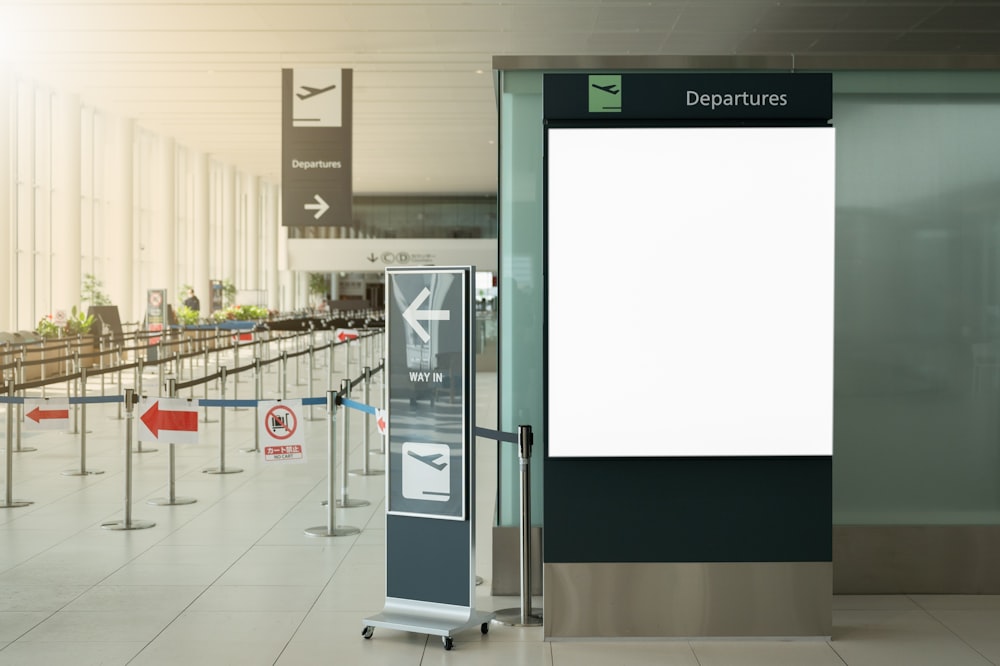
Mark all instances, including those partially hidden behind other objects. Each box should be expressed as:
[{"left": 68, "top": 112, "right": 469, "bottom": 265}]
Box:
[
  {"left": 26, "top": 406, "right": 69, "bottom": 423},
  {"left": 336, "top": 328, "right": 359, "bottom": 342},
  {"left": 141, "top": 400, "right": 198, "bottom": 438}
]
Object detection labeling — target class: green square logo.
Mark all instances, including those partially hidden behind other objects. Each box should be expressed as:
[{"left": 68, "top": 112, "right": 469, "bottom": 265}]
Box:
[{"left": 589, "top": 75, "right": 622, "bottom": 112}]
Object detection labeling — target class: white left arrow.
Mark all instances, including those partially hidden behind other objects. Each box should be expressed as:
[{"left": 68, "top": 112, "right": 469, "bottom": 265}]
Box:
[
  {"left": 402, "top": 287, "right": 450, "bottom": 343},
  {"left": 304, "top": 194, "right": 329, "bottom": 219}
]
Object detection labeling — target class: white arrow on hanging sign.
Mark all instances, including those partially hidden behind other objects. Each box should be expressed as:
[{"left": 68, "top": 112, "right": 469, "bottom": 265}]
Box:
[
  {"left": 402, "top": 287, "right": 450, "bottom": 344},
  {"left": 304, "top": 194, "right": 330, "bottom": 219}
]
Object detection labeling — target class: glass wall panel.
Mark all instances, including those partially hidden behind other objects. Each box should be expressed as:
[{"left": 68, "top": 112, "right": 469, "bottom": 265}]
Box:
[{"left": 832, "top": 89, "right": 1000, "bottom": 524}]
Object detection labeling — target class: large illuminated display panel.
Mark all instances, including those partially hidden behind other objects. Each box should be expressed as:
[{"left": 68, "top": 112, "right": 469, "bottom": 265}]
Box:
[{"left": 546, "top": 126, "right": 835, "bottom": 458}]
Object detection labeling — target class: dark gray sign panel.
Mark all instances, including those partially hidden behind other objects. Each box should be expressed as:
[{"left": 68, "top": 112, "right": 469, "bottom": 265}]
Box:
[
  {"left": 385, "top": 267, "right": 472, "bottom": 520},
  {"left": 281, "top": 68, "right": 353, "bottom": 227}
]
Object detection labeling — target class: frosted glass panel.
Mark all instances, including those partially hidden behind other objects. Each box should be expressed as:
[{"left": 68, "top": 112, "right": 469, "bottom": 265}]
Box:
[{"left": 833, "top": 93, "right": 1000, "bottom": 524}]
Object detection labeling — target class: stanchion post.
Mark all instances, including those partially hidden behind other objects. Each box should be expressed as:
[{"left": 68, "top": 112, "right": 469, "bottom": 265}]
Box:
[
  {"left": 241, "top": 358, "right": 262, "bottom": 453},
  {"left": 2, "top": 381, "right": 32, "bottom": 508},
  {"left": 13, "top": 359, "right": 35, "bottom": 453},
  {"left": 281, "top": 351, "right": 289, "bottom": 400},
  {"left": 351, "top": 366, "right": 383, "bottom": 476},
  {"left": 101, "top": 389, "right": 155, "bottom": 531},
  {"left": 492, "top": 425, "right": 543, "bottom": 627},
  {"left": 307, "top": 345, "right": 317, "bottom": 420},
  {"left": 203, "top": 365, "right": 242, "bottom": 475},
  {"left": 62, "top": 368, "right": 104, "bottom": 477},
  {"left": 337, "top": 379, "right": 370, "bottom": 508},
  {"left": 304, "top": 390, "right": 359, "bottom": 537}
]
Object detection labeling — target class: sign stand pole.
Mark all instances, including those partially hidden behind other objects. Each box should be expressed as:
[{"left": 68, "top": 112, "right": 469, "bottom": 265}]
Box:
[
  {"left": 148, "top": 378, "right": 197, "bottom": 506},
  {"left": 102, "top": 389, "right": 155, "bottom": 531}
]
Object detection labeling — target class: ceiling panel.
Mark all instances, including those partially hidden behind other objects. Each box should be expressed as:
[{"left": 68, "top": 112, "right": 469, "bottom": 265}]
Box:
[{"left": 3, "top": 0, "right": 999, "bottom": 195}]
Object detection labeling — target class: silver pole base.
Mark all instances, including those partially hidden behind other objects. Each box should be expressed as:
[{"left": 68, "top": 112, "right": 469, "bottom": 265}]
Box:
[
  {"left": 101, "top": 519, "right": 156, "bottom": 531},
  {"left": 0, "top": 500, "right": 33, "bottom": 508},
  {"left": 491, "top": 608, "right": 543, "bottom": 627},
  {"left": 336, "top": 498, "right": 370, "bottom": 508},
  {"left": 61, "top": 469, "right": 104, "bottom": 476},
  {"left": 239, "top": 446, "right": 259, "bottom": 453},
  {"left": 349, "top": 468, "right": 384, "bottom": 476},
  {"left": 147, "top": 497, "right": 197, "bottom": 506},
  {"left": 304, "top": 525, "right": 360, "bottom": 537},
  {"left": 202, "top": 467, "right": 243, "bottom": 474},
  {"left": 200, "top": 418, "right": 218, "bottom": 424},
  {"left": 133, "top": 447, "right": 158, "bottom": 453},
  {"left": 14, "top": 446, "right": 37, "bottom": 452}
]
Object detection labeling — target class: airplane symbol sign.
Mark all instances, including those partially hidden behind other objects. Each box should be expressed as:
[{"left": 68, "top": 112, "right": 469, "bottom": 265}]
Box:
[{"left": 296, "top": 84, "right": 336, "bottom": 100}]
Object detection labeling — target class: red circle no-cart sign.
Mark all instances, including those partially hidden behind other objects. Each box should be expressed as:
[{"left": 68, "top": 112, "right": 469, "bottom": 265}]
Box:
[{"left": 264, "top": 404, "right": 297, "bottom": 440}]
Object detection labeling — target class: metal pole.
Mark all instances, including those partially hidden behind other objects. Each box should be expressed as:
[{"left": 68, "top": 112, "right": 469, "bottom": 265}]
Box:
[
  {"left": 134, "top": 357, "right": 155, "bottom": 453},
  {"left": 2, "top": 381, "right": 32, "bottom": 508},
  {"left": 148, "top": 378, "right": 197, "bottom": 506},
  {"left": 201, "top": 348, "right": 216, "bottom": 423},
  {"left": 337, "top": 379, "right": 370, "bottom": 508},
  {"left": 492, "top": 425, "right": 543, "bottom": 627},
  {"left": 241, "top": 358, "right": 262, "bottom": 453},
  {"left": 102, "top": 389, "right": 155, "bottom": 531},
  {"left": 62, "top": 368, "right": 104, "bottom": 477},
  {"left": 13, "top": 359, "right": 35, "bottom": 453},
  {"left": 308, "top": 345, "right": 317, "bottom": 420},
  {"left": 351, "top": 366, "right": 383, "bottom": 476},
  {"left": 203, "top": 366, "right": 242, "bottom": 475},
  {"left": 115, "top": 345, "right": 123, "bottom": 420},
  {"left": 281, "top": 351, "right": 288, "bottom": 400},
  {"left": 305, "top": 390, "right": 359, "bottom": 537}
]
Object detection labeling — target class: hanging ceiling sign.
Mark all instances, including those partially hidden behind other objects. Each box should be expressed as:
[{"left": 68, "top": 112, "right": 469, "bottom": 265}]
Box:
[{"left": 281, "top": 68, "right": 353, "bottom": 227}]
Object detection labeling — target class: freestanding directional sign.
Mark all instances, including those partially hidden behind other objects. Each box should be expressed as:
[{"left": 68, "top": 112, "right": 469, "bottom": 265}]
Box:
[{"left": 363, "top": 266, "right": 494, "bottom": 650}]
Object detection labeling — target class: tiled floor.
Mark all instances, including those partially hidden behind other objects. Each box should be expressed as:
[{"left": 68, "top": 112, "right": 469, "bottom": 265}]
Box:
[{"left": 2, "top": 343, "right": 1000, "bottom": 665}]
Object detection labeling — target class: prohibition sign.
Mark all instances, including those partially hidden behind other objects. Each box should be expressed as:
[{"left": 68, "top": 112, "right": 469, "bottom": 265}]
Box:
[{"left": 265, "top": 404, "right": 298, "bottom": 441}]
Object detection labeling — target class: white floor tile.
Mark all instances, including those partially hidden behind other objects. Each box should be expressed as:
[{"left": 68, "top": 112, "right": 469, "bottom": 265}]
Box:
[{"left": 4, "top": 367, "right": 1000, "bottom": 666}]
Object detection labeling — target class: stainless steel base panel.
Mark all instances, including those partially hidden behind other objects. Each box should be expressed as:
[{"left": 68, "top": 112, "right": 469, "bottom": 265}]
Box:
[
  {"left": 543, "top": 561, "right": 831, "bottom": 639},
  {"left": 362, "top": 597, "right": 495, "bottom": 645}
]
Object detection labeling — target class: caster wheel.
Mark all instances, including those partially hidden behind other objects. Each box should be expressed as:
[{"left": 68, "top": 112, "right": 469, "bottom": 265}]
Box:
[
  {"left": 362, "top": 626, "right": 374, "bottom": 639},
  {"left": 442, "top": 636, "right": 454, "bottom": 650},
  {"left": 481, "top": 622, "right": 489, "bottom": 635}
]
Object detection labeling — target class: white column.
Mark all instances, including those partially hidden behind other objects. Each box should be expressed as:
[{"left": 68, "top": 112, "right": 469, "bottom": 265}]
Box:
[
  {"left": 109, "top": 116, "right": 134, "bottom": 321},
  {"left": 265, "top": 182, "right": 280, "bottom": 311},
  {"left": 221, "top": 164, "right": 236, "bottom": 284},
  {"left": 193, "top": 152, "right": 210, "bottom": 310},
  {"left": 52, "top": 91, "right": 82, "bottom": 314},
  {"left": 0, "top": 67, "right": 12, "bottom": 331},
  {"left": 245, "top": 174, "right": 259, "bottom": 294},
  {"left": 155, "top": 136, "right": 176, "bottom": 310}
]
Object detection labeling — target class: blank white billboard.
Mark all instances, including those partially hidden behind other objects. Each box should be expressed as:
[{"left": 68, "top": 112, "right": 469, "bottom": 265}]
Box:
[{"left": 546, "top": 126, "right": 835, "bottom": 457}]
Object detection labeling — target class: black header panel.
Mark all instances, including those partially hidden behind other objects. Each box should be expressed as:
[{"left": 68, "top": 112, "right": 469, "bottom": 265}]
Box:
[{"left": 544, "top": 72, "right": 832, "bottom": 123}]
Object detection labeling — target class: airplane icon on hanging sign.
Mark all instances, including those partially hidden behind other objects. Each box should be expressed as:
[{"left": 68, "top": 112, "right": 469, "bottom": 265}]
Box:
[
  {"left": 591, "top": 82, "right": 620, "bottom": 95},
  {"left": 367, "top": 253, "right": 378, "bottom": 262},
  {"left": 402, "top": 287, "right": 450, "bottom": 344},
  {"left": 304, "top": 194, "right": 329, "bottom": 219},
  {"left": 407, "top": 449, "right": 447, "bottom": 471},
  {"left": 296, "top": 84, "right": 336, "bottom": 100}
]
